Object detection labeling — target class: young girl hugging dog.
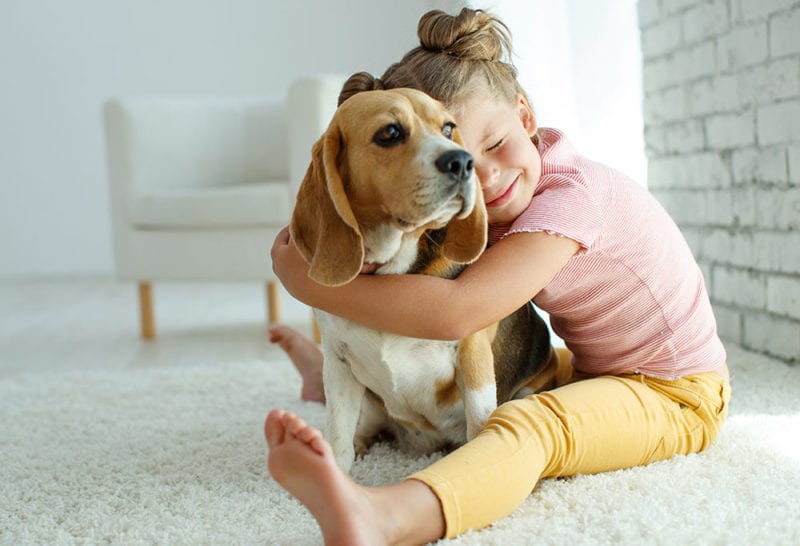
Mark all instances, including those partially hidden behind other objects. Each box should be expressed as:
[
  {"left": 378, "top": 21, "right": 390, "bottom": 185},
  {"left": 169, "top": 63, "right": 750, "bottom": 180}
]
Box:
[{"left": 265, "top": 7, "right": 730, "bottom": 545}]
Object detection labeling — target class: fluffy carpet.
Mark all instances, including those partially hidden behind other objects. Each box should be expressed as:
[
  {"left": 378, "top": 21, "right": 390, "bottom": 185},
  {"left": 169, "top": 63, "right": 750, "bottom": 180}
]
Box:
[{"left": 2, "top": 344, "right": 799, "bottom": 545}]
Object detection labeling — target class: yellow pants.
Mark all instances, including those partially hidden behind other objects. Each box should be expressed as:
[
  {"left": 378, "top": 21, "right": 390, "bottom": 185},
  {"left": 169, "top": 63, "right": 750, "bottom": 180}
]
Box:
[{"left": 409, "top": 349, "right": 731, "bottom": 538}]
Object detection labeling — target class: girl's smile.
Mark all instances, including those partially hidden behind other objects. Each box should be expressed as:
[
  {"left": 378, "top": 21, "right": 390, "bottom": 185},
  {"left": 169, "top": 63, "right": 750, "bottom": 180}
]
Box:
[{"left": 485, "top": 174, "right": 520, "bottom": 207}]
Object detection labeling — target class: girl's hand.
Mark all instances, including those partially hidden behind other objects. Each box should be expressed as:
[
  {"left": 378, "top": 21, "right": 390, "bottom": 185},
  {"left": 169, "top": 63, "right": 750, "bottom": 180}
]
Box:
[{"left": 270, "top": 226, "right": 312, "bottom": 300}]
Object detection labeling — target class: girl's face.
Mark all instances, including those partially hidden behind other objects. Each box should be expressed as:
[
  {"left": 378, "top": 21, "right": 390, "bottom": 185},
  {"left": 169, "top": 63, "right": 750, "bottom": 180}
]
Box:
[{"left": 452, "top": 94, "right": 541, "bottom": 225}]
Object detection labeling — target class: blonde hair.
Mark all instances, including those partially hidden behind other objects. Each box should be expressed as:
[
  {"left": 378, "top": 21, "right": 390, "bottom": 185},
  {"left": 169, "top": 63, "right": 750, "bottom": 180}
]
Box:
[{"left": 339, "top": 8, "right": 530, "bottom": 114}]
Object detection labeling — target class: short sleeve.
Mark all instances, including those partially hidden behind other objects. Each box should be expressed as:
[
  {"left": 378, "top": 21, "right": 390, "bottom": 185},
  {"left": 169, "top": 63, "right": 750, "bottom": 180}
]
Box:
[{"left": 503, "top": 172, "right": 603, "bottom": 253}]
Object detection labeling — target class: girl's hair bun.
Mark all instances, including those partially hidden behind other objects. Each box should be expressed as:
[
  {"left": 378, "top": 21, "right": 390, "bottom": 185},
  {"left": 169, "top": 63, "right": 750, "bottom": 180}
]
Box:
[
  {"left": 417, "top": 8, "right": 512, "bottom": 63},
  {"left": 338, "top": 71, "right": 384, "bottom": 106}
]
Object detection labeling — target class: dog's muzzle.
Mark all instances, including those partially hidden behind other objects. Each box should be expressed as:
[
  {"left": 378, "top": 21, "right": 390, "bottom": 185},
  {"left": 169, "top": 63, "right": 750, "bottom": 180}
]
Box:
[{"left": 436, "top": 149, "right": 477, "bottom": 219}]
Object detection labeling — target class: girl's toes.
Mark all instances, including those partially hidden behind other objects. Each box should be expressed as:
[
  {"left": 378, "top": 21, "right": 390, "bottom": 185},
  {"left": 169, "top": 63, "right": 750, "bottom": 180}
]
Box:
[{"left": 265, "top": 409, "right": 287, "bottom": 448}]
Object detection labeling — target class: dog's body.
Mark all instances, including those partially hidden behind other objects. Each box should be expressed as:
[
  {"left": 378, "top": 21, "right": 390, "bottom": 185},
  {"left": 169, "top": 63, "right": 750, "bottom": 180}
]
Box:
[
  {"left": 290, "top": 85, "right": 557, "bottom": 472},
  {"left": 314, "top": 275, "right": 555, "bottom": 462}
]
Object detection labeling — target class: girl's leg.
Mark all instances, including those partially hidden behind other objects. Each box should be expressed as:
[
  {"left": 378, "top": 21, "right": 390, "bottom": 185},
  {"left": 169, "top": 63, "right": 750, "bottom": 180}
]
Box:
[
  {"left": 269, "top": 326, "right": 325, "bottom": 402},
  {"left": 410, "top": 372, "right": 729, "bottom": 538},
  {"left": 266, "top": 340, "right": 729, "bottom": 541},
  {"left": 266, "top": 409, "right": 445, "bottom": 545}
]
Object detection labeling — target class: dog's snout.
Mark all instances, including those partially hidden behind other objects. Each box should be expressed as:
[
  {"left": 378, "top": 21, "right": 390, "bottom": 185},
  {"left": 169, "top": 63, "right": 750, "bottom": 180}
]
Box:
[{"left": 436, "top": 150, "right": 474, "bottom": 183}]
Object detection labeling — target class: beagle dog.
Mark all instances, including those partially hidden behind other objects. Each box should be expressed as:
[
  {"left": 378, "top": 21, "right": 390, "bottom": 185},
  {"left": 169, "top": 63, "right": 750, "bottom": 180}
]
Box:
[{"left": 290, "top": 83, "right": 557, "bottom": 472}]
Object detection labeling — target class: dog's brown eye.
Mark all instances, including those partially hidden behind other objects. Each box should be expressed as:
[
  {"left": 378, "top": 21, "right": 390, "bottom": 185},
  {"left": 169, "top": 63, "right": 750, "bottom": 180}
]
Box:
[
  {"left": 373, "top": 123, "right": 406, "bottom": 147},
  {"left": 442, "top": 122, "right": 456, "bottom": 140}
]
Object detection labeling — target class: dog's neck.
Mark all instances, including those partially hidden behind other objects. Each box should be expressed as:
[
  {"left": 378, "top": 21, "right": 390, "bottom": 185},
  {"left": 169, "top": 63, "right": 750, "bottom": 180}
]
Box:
[
  {"left": 361, "top": 224, "right": 418, "bottom": 275},
  {"left": 361, "top": 224, "right": 462, "bottom": 279}
]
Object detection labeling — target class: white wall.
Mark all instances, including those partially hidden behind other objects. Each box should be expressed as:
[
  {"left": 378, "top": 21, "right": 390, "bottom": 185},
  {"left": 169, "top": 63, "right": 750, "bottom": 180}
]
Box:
[
  {"left": 639, "top": 0, "right": 800, "bottom": 363},
  {"left": 485, "top": 0, "right": 646, "bottom": 183},
  {"left": 0, "top": 0, "right": 433, "bottom": 278},
  {"left": 0, "top": 0, "right": 644, "bottom": 278}
]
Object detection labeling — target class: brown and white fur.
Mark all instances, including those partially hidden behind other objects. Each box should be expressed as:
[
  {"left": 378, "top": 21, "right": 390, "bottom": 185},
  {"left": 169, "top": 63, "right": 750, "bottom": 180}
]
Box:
[{"left": 290, "top": 85, "right": 558, "bottom": 473}]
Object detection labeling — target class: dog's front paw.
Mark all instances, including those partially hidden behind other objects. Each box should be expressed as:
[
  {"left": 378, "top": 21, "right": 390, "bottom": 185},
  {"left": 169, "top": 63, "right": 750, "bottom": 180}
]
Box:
[
  {"left": 327, "top": 428, "right": 356, "bottom": 472},
  {"left": 332, "top": 445, "right": 355, "bottom": 473}
]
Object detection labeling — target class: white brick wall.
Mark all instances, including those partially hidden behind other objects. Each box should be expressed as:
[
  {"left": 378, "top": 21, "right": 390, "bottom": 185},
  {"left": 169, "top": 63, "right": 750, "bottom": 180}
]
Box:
[{"left": 639, "top": 0, "right": 800, "bottom": 364}]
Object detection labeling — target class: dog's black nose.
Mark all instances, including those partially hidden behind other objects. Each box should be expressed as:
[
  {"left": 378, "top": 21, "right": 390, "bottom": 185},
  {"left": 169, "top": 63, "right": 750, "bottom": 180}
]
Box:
[{"left": 436, "top": 150, "right": 474, "bottom": 183}]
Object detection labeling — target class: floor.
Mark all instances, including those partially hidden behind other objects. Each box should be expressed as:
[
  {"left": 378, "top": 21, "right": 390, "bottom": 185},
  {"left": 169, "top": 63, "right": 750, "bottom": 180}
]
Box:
[
  {"left": 0, "top": 278, "right": 315, "bottom": 378},
  {"left": 3, "top": 281, "right": 798, "bottom": 545}
]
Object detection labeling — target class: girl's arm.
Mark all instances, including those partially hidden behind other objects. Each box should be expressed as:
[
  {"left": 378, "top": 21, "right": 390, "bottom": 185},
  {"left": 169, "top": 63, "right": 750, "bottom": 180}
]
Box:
[{"left": 271, "top": 226, "right": 579, "bottom": 340}]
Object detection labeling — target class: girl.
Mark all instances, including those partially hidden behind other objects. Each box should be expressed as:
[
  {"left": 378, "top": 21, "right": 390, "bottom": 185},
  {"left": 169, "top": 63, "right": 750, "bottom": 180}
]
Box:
[{"left": 266, "top": 8, "right": 730, "bottom": 545}]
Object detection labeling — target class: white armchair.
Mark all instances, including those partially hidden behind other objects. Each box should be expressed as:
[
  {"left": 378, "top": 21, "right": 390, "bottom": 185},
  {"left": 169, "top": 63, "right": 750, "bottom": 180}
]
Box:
[{"left": 104, "top": 75, "right": 346, "bottom": 339}]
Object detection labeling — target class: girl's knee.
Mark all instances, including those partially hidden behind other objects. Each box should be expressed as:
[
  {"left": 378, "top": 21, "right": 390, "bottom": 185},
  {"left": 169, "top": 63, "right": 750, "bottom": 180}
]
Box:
[{"left": 486, "top": 394, "right": 563, "bottom": 435}]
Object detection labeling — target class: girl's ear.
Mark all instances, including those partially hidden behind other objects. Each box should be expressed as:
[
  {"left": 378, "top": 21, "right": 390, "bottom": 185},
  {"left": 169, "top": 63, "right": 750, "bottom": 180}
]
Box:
[{"left": 517, "top": 94, "right": 537, "bottom": 137}]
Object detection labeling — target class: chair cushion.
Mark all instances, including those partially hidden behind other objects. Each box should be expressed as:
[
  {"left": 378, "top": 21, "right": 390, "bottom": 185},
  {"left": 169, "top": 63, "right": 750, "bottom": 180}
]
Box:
[{"left": 129, "top": 181, "right": 291, "bottom": 229}]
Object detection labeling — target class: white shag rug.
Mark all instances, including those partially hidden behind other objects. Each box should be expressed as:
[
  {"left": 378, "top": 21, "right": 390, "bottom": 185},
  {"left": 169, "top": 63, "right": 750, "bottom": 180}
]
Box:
[{"left": 2, "top": 345, "right": 799, "bottom": 545}]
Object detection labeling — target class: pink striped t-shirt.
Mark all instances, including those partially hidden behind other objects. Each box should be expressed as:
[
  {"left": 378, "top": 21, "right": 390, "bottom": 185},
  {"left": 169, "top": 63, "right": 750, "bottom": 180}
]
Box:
[{"left": 488, "top": 128, "right": 726, "bottom": 379}]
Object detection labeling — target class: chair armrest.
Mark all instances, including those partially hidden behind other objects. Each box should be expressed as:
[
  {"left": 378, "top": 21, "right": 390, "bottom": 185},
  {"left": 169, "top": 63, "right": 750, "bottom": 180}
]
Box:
[
  {"left": 287, "top": 75, "right": 347, "bottom": 199},
  {"left": 104, "top": 99, "right": 136, "bottom": 224}
]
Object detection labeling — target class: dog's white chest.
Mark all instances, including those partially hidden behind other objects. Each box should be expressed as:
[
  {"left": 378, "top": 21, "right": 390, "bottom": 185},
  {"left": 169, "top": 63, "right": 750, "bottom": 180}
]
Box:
[{"left": 317, "top": 311, "right": 466, "bottom": 446}]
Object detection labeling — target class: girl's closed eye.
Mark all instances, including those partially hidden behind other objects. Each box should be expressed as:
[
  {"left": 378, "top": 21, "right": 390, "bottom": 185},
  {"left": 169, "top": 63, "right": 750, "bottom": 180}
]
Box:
[{"left": 487, "top": 137, "right": 505, "bottom": 153}]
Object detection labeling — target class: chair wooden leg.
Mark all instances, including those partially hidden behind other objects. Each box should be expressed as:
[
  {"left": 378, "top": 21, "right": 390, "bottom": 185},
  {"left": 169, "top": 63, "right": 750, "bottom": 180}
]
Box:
[
  {"left": 267, "top": 281, "right": 281, "bottom": 324},
  {"left": 138, "top": 282, "right": 156, "bottom": 340},
  {"left": 312, "top": 312, "right": 321, "bottom": 344}
]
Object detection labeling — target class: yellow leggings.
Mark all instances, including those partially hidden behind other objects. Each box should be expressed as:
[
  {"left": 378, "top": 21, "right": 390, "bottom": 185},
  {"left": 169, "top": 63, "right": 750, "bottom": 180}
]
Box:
[{"left": 409, "top": 349, "right": 731, "bottom": 538}]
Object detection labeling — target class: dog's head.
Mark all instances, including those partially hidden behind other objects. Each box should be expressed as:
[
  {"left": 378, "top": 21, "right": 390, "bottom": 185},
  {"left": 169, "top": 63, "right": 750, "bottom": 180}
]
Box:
[{"left": 290, "top": 87, "right": 487, "bottom": 286}]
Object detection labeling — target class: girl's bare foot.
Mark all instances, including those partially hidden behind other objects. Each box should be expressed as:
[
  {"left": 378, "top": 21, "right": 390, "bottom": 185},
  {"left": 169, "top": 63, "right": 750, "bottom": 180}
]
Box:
[
  {"left": 265, "top": 409, "right": 389, "bottom": 545},
  {"left": 265, "top": 409, "right": 445, "bottom": 545},
  {"left": 269, "top": 326, "right": 325, "bottom": 403}
]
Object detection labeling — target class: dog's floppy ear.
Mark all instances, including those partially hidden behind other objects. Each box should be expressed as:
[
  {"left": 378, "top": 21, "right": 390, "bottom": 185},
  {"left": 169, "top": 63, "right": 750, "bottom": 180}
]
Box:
[
  {"left": 290, "top": 122, "right": 364, "bottom": 286},
  {"left": 441, "top": 181, "right": 488, "bottom": 264}
]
